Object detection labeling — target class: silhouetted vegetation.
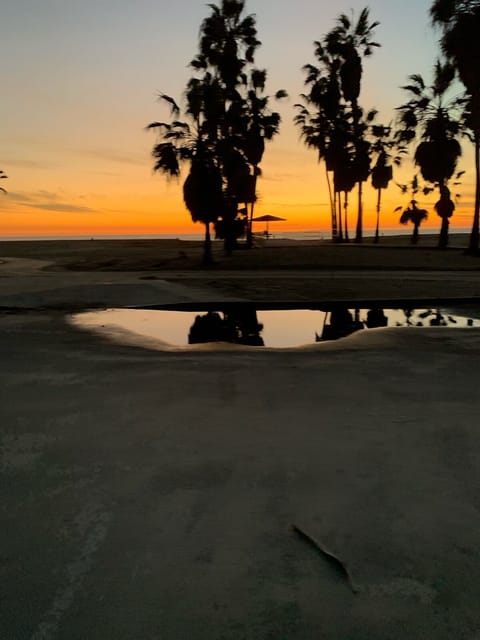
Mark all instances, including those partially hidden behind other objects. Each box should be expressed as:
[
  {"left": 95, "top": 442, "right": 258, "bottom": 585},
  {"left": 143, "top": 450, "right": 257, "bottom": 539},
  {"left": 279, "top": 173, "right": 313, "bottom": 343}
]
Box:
[
  {"left": 142, "top": 2, "right": 480, "bottom": 253},
  {"left": 147, "top": 0, "right": 284, "bottom": 261},
  {"left": 396, "top": 176, "right": 429, "bottom": 244},
  {"left": 0, "top": 170, "right": 7, "bottom": 194},
  {"left": 430, "top": 0, "right": 480, "bottom": 253},
  {"left": 316, "top": 307, "right": 364, "bottom": 341},
  {"left": 188, "top": 308, "right": 264, "bottom": 345},
  {"left": 295, "top": 8, "right": 380, "bottom": 244},
  {"left": 370, "top": 125, "right": 399, "bottom": 242},
  {"left": 396, "top": 60, "right": 464, "bottom": 248}
]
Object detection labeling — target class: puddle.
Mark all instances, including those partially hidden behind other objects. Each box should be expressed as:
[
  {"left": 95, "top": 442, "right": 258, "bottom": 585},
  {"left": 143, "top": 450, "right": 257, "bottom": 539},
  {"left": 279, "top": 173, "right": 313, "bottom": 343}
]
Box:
[{"left": 70, "top": 304, "right": 480, "bottom": 349}]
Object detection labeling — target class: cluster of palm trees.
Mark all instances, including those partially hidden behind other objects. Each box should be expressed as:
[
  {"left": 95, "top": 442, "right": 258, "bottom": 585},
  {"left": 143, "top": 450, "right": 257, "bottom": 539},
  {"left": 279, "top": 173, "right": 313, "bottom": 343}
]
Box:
[
  {"left": 294, "top": 8, "right": 384, "bottom": 244},
  {"left": 147, "top": 0, "right": 285, "bottom": 263},
  {"left": 430, "top": 0, "right": 480, "bottom": 253},
  {"left": 148, "top": 0, "right": 480, "bottom": 259},
  {"left": 295, "top": 7, "right": 475, "bottom": 250}
]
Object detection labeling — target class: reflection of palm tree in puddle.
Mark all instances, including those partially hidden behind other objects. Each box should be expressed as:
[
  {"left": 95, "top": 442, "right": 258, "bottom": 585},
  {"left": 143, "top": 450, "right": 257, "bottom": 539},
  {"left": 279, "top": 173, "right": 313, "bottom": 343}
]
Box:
[
  {"left": 365, "top": 308, "right": 388, "bottom": 328},
  {"left": 188, "top": 308, "right": 264, "bottom": 346},
  {"left": 401, "top": 308, "right": 465, "bottom": 327},
  {"left": 316, "top": 308, "right": 364, "bottom": 342},
  {"left": 187, "top": 306, "right": 477, "bottom": 347}
]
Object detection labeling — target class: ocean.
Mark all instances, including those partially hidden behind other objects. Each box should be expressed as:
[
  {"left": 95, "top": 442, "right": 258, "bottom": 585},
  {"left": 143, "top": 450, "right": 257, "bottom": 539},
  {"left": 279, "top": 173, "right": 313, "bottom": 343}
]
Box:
[{"left": 0, "top": 228, "right": 473, "bottom": 242}]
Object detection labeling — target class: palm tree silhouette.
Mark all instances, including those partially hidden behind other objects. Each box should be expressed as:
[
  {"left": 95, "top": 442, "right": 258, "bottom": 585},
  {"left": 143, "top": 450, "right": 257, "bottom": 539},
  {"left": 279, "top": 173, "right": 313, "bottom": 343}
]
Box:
[
  {"left": 295, "top": 36, "right": 373, "bottom": 243},
  {"left": 396, "top": 176, "right": 429, "bottom": 244},
  {"left": 370, "top": 125, "right": 403, "bottom": 243},
  {"left": 333, "top": 135, "right": 357, "bottom": 242},
  {"left": 325, "top": 8, "right": 380, "bottom": 243},
  {"left": 147, "top": 0, "right": 282, "bottom": 260},
  {"left": 399, "top": 201, "right": 429, "bottom": 244},
  {"left": 241, "top": 69, "right": 286, "bottom": 247},
  {"left": 295, "top": 39, "right": 343, "bottom": 240},
  {"left": 146, "top": 95, "right": 223, "bottom": 265},
  {"left": 396, "top": 60, "right": 463, "bottom": 248},
  {"left": 0, "top": 170, "right": 7, "bottom": 194},
  {"left": 191, "top": 0, "right": 283, "bottom": 251},
  {"left": 431, "top": 0, "right": 480, "bottom": 253},
  {"left": 192, "top": 0, "right": 260, "bottom": 95}
]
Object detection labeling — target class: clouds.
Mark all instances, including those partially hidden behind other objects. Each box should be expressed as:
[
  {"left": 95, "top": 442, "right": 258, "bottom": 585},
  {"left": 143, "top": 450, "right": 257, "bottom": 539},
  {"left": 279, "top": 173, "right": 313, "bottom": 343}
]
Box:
[
  {"left": 28, "top": 202, "right": 95, "bottom": 213},
  {"left": 0, "top": 190, "right": 95, "bottom": 214},
  {"left": 3, "top": 159, "right": 56, "bottom": 170}
]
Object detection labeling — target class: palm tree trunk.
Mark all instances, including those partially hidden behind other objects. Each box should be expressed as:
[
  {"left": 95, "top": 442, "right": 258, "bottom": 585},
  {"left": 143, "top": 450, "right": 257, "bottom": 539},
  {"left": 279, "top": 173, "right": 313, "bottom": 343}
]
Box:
[
  {"left": 468, "top": 133, "right": 480, "bottom": 254},
  {"left": 246, "top": 170, "right": 258, "bottom": 249},
  {"left": 439, "top": 217, "right": 449, "bottom": 249},
  {"left": 337, "top": 191, "right": 343, "bottom": 242},
  {"left": 412, "top": 222, "right": 419, "bottom": 245},
  {"left": 438, "top": 182, "right": 449, "bottom": 250},
  {"left": 374, "top": 188, "right": 381, "bottom": 243},
  {"left": 203, "top": 222, "right": 213, "bottom": 265},
  {"left": 326, "top": 168, "right": 337, "bottom": 241},
  {"left": 355, "top": 181, "right": 363, "bottom": 243},
  {"left": 344, "top": 192, "right": 350, "bottom": 242}
]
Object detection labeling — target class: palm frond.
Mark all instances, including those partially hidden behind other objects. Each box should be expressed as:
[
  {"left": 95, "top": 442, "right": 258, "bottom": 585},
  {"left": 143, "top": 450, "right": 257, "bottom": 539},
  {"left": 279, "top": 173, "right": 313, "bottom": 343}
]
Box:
[
  {"left": 145, "top": 121, "right": 171, "bottom": 131},
  {"left": 158, "top": 94, "right": 180, "bottom": 115},
  {"left": 152, "top": 142, "right": 181, "bottom": 177}
]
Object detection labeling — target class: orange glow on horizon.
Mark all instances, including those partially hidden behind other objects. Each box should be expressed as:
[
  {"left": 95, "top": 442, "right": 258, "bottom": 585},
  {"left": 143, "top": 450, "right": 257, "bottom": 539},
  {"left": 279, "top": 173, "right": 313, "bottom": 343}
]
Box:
[{"left": 1, "top": 147, "right": 476, "bottom": 238}]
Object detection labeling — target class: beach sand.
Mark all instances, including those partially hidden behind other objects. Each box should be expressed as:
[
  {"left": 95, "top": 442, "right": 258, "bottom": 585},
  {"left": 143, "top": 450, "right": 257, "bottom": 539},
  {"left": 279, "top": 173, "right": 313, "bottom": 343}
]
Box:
[{"left": 1, "top": 239, "right": 480, "bottom": 639}]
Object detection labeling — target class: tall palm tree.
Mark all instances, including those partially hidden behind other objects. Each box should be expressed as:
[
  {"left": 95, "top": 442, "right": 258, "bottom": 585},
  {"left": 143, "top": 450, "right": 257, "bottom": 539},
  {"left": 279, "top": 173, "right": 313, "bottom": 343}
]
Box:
[
  {"left": 192, "top": 0, "right": 260, "bottom": 95},
  {"left": 399, "top": 201, "right": 429, "bottom": 244},
  {"left": 396, "top": 60, "right": 463, "bottom": 248},
  {"left": 146, "top": 95, "right": 223, "bottom": 265},
  {"left": 148, "top": 0, "right": 282, "bottom": 258},
  {"left": 295, "top": 40, "right": 351, "bottom": 241},
  {"left": 190, "top": 0, "right": 283, "bottom": 250},
  {"left": 0, "top": 170, "right": 7, "bottom": 194},
  {"left": 370, "top": 125, "right": 402, "bottom": 242},
  {"left": 334, "top": 151, "right": 356, "bottom": 241},
  {"left": 430, "top": 0, "right": 480, "bottom": 252},
  {"left": 325, "top": 8, "right": 380, "bottom": 242},
  {"left": 241, "top": 68, "right": 286, "bottom": 247},
  {"left": 396, "top": 175, "right": 429, "bottom": 244}
]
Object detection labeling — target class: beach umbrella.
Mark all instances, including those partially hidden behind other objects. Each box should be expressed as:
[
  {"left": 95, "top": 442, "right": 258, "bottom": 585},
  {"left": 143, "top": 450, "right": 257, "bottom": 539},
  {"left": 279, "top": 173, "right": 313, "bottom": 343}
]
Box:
[{"left": 252, "top": 214, "right": 286, "bottom": 235}]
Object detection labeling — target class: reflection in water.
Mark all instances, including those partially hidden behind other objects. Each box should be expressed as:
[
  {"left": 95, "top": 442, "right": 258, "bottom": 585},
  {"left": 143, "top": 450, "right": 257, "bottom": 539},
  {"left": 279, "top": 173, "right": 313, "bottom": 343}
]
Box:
[
  {"left": 316, "top": 308, "right": 364, "bottom": 342},
  {"left": 366, "top": 308, "right": 388, "bottom": 329},
  {"left": 188, "top": 309, "right": 264, "bottom": 346},
  {"left": 402, "top": 308, "right": 454, "bottom": 327},
  {"left": 71, "top": 304, "right": 480, "bottom": 349}
]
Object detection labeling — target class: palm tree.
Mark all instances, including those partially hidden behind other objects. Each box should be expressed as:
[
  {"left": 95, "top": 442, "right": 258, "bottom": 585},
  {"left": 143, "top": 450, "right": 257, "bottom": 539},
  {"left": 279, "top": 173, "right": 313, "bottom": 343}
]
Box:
[
  {"left": 333, "top": 138, "right": 357, "bottom": 241},
  {"left": 241, "top": 69, "right": 286, "bottom": 247},
  {"left": 399, "top": 201, "right": 429, "bottom": 244},
  {"left": 190, "top": 0, "right": 283, "bottom": 250},
  {"left": 396, "top": 60, "right": 463, "bottom": 248},
  {"left": 434, "top": 183, "right": 455, "bottom": 238},
  {"left": 192, "top": 0, "right": 260, "bottom": 95},
  {"left": 148, "top": 0, "right": 282, "bottom": 259},
  {"left": 325, "top": 8, "right": 380, "bottom": 242},
  {"left": 294, "top": 39, "right": 352, "bottom": 241},
  {"left": 430, "top": 0, "right": 480, "bottom": 253},
  {"left": 370, "top": 125, "right": 402, "bottom": 242},
  {"left": 147, "top": 95, "right": 223, "bottom": 265},
  {"left": 0, "top": 170, "right": 7, "bottom": 194},
  {"left": 396, "top": 175, "right": 429, "bottom": 244}
]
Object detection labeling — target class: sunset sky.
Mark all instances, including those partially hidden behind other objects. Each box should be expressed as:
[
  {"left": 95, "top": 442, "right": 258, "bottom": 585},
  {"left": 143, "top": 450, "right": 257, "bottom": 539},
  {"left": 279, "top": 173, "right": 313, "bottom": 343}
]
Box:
[{"left": 1, "top": 0, "right": 474, "bottom": 237}]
